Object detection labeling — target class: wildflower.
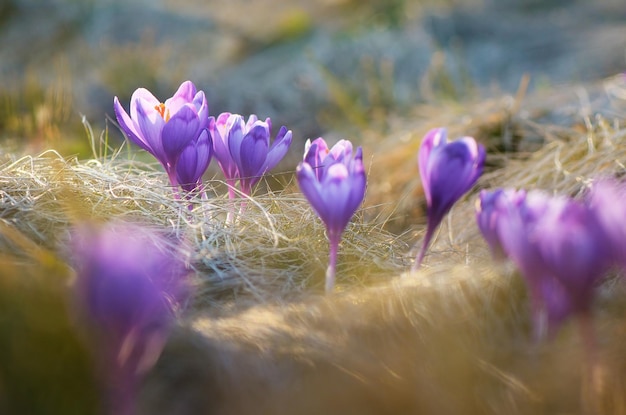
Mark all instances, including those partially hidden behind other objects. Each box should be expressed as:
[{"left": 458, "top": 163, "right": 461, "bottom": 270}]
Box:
[
  {"left": 209, "top": 112, "right": 292, "bottom": 196},
  {"left": 413, "top": 128, "right": 485, "bottom": 270},
  {"left": 114, "top": 80, "right": 209, "bottom": 191},
  {"left": 70, "top": 221, "right": 189, "bottom": 415},
  {"left": 297, "top": 138, "right": 367, "bottom": 292},
  {"left": 486, "top": 189, "right": 611, "bottom": 338}
]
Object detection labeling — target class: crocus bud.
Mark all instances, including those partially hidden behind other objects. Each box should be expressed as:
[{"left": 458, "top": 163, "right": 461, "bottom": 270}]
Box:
[
  {"left": 297, "top": 138, "right": 367, "bottom": 292},
  {"left": 414, "top": 128, "right": 485, "bottom": 270}
]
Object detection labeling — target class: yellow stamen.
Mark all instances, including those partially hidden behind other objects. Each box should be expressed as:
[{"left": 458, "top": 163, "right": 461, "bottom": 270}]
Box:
[{"left": 154, "top": 103, "right": 171, "bottom": 122}]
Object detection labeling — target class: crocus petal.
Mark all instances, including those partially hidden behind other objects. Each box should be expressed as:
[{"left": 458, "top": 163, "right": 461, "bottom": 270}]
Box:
[
  {"left": 161, "top": 105, "right": 201, "bottom": 167},
  {"left": 536, "top": 198, "right": 611, "bottom": 308},
  {"left": 264, "top": 126, "right": 293, "bottom": 172},
  {"left": 476, "top": 188, "right": 525, "bottom": 259},
  {"left": 129, "top": 88, "right": 160, "bottom": 123},
  {"left": 209, "top": 116, "right": 239, "bottom": 181},
  {"left": 304, "top": 139, "right": 330, "bottom": 181},
  {"left": 114, "top": 96, "right": 151, "bottom": 153},
  {"left": 226, "top": 115, "right": 246, "bottom": 169},
  {"left": 238, "top": 125, "right": 270, "bottom": 187},
  {"left": 297, "top": 162, "right": 332, "bottom": 224},
  {"left": 425, "top": 140, "right": 481, "bottom": 226},
  {"left": 304, "top": 137, "right": 330, "bottom": 165},
  {"left": 328, "top": 139, "right": 353, "bottom": 163},
  {"left": 135, "top": 102, "right": 167, "bottom": 165},
  {"left": 164, "top": 81, "right": 198, "bottom": 113},
  {"left": 418, "top": 128, "right": 447, "bottom": 202},
  {"left": 587, "top": 178, "right": 626, "bottom": 266},
  {"left": 176, "top": 129, "right": 212, "bottom": 192}
]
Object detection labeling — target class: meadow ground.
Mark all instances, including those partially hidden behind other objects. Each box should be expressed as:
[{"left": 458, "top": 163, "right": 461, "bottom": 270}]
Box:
[
  {"left": 1, "top": 74, "right": 626, "bottom": 414},
  {"left": 2, "top": 1, "right": 626, "bottom": 414}
]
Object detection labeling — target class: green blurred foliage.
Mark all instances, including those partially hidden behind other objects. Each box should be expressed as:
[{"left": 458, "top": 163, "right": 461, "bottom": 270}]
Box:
[{"left": 0, "top": 68, "right": 91, "bottom": 156}]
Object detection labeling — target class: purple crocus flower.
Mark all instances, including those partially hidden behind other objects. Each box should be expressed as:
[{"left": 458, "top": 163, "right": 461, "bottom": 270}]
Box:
[
  {"left": 297, "top": 138, "right": 367, "bottom": 292},
  {"left": 209, "top": 112, "right": 292, "bottom": 197},
  {"left": 485, "top": 189, "right": 611, "bottom": 338},
  {"left": 537, "top": 197, "right": 612, "bottom": 310},
  {"left": 413, "top": 128, "right": 486, "bottom": 270},
  {"left": 70, "top": 221, "right": 189, "bottom": 415},
  {"left": 114, "top": 81, "right": 209, "bottom": 192},
  {"left": 500, "top": 192, "right": 576, "bottom": 335}
]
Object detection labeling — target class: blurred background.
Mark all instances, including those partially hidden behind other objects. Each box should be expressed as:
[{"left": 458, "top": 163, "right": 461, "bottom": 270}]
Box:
[{"left": 0, "top": 0, "right": 625, "bottom": 156}]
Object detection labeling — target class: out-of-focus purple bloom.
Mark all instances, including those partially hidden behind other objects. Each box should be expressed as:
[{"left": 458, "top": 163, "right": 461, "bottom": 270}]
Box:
[
  {"left": 536, "top": 197, "right": 612, "bottom": 310},
  {"left": 297, "top": 138, "right": 367, "bottom": 292},
  {"left": 209, "top": 112, "right": 292, "bottom": 196},
  {"left": 175, "top": 128, "right": 212, "bottom": 193},
  {"left": 70, "top": 221, "right": 189, "bottom": 415},
  {"left": 485, "top": 189, "right": 612, "bottom": 338},
  {"left": 114, "top": 81, "right": 209, "bottom": 190},
  {"left": 587, "top": 178, "right": 626, "bottom": 268},
  {"left": 413, "top": 128, "right": 486, "bottom": 270},
  {"left": 476, "top": 188, "right": 526, "bottom": 260}
]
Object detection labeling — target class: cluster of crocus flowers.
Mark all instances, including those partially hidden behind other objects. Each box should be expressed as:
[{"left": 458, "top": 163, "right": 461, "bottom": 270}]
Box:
[
  {"left": 297, "top": 138, "right": 367, "bottom": 293},
  {"left": 209, "top": 112, "right": 292, "bottom": 197},
  {"left": 70, "top": 221, "right": 189, "bottom": 415},
  {"left": 413, "top": 128, "right": 486, "bottom": 271},
  {"left": 114, "top": 82, "right": 293, "bottom": 205},
  {"left": 476, "top": 185, "right": 616, "bottom": 338},
  {"left": 114, "top": 81, "right": 212, "bottom": 197}
]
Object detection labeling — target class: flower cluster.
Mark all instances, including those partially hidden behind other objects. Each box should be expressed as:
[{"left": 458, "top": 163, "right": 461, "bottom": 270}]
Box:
[
  {"left": 70, "top": 221, "right": 189, "bottom": 415},
  {"left": 210, "top": 112, "right": 292, "bottom": 197},
  {"left": 114, "top": 81, "right": 292, "bottom": 199},
  {"left": 476, "top": 181, "right": 624, "bottom": 338}
]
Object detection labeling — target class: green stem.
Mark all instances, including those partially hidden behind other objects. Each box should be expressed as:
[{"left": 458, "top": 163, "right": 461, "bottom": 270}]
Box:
[{"left": 325, "top": 236, "right": 339, "bottom": 293}]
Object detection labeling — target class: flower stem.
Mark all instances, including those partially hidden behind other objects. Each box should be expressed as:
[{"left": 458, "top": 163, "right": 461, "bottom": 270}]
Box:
[
  {"left": 166, "top": 169, "right": 181, "bottom": 200},
  {"left": 225, "top": 180, "right": 237, "bottom": 224},
  {"left": 325, "top": 237, "right": 339, "bottom": 293},
  {"left": 411, "top": 225, "right": 434, "bottom": 272},
  {"left": 578, "top": 311, "right": 603, "bottom": 415}
]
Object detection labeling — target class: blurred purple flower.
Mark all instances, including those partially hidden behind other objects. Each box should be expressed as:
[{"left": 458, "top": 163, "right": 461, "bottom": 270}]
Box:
[
  {"left": 70, "top": 221, "right": 189, "bottom": 415},
  {"left": 297, "top": 138, "right": 367, "bottom": 292},
  {"left": 487, "top": 189, "right": 611, "bottom": 338},
  {"left": 209, "top": 112, "right": 292, "bottom": 196},
  {"left": 114, "top": 80, "right": 209, "bottom": 191},
  {"left": 475, "top": 188, "right": 526, "bottom": 260},
  {"left": 413, "top": 128, "right": 485, "bottom": 270},
  {"left": 587, "top": 178, "right": 626, "bottom": 268}
]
